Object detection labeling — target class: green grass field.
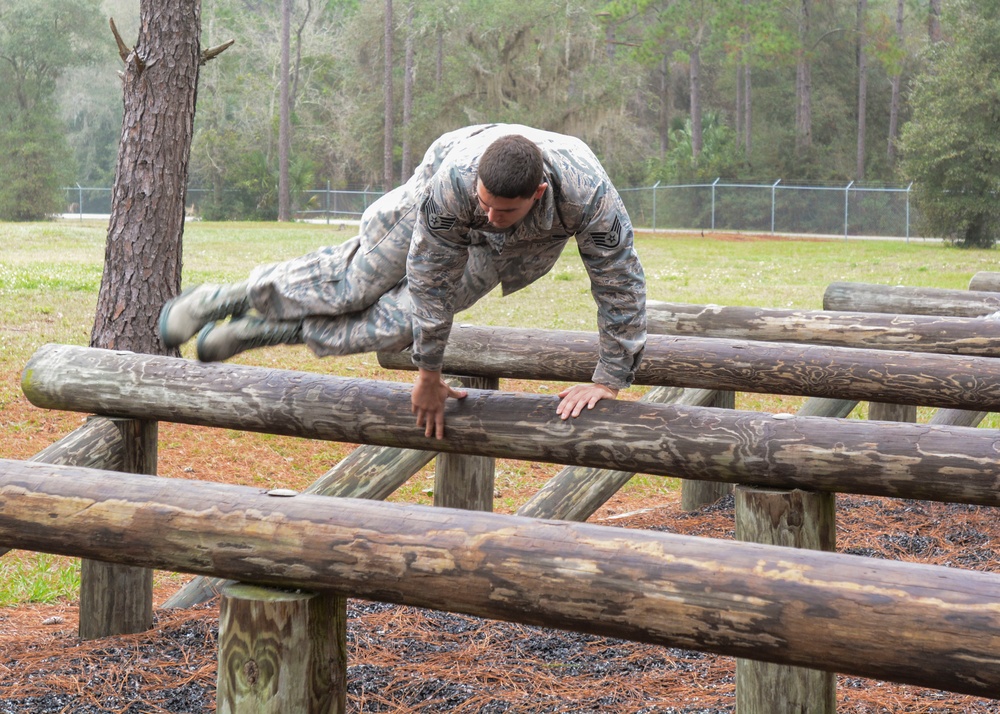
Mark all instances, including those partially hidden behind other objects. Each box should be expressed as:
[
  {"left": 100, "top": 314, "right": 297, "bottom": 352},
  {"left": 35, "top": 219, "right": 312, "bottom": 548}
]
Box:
[{"left": 0, "top": 219, "right": 998, "bottom": 604}]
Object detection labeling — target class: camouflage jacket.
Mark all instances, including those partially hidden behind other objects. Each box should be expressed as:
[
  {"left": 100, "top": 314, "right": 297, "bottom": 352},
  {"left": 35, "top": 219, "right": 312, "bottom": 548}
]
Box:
[{"left": 406, "top": 124, "right": 647, "bottom": 390}]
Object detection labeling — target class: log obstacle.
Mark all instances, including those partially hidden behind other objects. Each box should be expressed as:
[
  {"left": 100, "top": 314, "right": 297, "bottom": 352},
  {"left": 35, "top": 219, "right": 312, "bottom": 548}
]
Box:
[
  {"left": 375, "top": 325, "right": 1000, "bottom": 412},
  {"left": 2, "top": 459, "right": 1000, "bottom": 699},
  {"left": 646, "top": 300, "right": 1000, "bottom": 354},
  {"left": 823, "top": 281, "right": 1000, "bottom": 316},
  {"left": 970, "top": 271, "right": 1000, "bottom": 293},
  {"left": 21, "top": 344, "right": 1000, "bottom": 506}
]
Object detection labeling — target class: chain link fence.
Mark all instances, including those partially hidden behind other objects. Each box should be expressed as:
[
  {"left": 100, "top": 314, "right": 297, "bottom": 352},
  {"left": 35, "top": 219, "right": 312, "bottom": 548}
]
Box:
[{"left": 63, "top": 180, "right": 921, "bottom": 239}]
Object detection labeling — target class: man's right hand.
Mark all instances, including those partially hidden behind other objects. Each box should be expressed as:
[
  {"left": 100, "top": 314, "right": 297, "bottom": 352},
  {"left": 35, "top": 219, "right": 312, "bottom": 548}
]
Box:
[{"left": 411, "top": 368, "right": 468, "bottom": 439}]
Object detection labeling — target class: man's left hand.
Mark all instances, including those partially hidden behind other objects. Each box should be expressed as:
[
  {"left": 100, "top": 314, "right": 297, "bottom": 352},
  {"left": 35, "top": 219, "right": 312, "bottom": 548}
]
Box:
[{"left": 556, "top": 383, "right": 619, "bottom": 420}]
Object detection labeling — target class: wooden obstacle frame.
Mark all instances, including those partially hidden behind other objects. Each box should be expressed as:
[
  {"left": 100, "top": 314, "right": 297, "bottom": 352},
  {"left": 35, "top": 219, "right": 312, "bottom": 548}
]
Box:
[{"left": 9, "top": 274, "right": 1000, "bottom": 712}]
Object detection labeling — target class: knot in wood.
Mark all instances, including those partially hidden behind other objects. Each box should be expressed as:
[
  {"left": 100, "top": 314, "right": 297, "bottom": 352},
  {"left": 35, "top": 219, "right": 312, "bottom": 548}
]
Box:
[{"left": 243, "top": 659, "right": 260, "bottom": 685}]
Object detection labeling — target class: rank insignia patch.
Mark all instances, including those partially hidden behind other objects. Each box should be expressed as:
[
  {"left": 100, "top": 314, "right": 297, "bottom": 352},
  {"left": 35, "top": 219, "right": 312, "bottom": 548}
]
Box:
[
  {"left": 424, "top": 196, "right": 458, "bottom": 232},
  {"left": 591, "top": 215, "right": 623, "bottom": 249}
]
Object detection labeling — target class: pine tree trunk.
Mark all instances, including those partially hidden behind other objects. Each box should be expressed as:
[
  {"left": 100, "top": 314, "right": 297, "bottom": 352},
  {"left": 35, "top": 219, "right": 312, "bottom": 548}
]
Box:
[
  {"left": 928, "top": 0, "right": 942, "bottom": 43},
  {"left": 400, "top": 0, "right": 415, "bottom": 180},
  {"left": 689, "top": 44, "right": 703, "bottom": 160},
  {"left": 383, "top": 0, "right": 394, "bottom": 190},
  {"left": 278, "top": 0, "right": 292, "bottom": 222},
  {"left": 92, "top": 0, "right": 201, "bottom": 355},
  {"left": 856, "top": 0, "right": 868, "bottom": 180},
  {"left": 887, "top": 0, "right": 904, "bottom": 166},
  {"left": 795, "top": 0, "right": 812, "bottom": 155}
]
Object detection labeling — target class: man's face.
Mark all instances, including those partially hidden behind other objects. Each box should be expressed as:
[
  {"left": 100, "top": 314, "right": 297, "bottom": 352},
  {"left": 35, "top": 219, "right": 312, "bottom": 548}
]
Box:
[{"left": 476, "top": 180, "right": 547, "bottom": 230}]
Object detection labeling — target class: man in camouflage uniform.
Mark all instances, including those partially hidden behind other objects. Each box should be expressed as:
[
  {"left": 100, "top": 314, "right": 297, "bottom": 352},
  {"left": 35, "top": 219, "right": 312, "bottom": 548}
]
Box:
[{"left": 160, "top": 123, "right": 646, "bottom": 438}]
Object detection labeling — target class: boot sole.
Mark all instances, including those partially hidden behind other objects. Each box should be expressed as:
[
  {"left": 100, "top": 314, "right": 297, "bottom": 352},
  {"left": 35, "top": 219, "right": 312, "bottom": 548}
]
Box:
[{"left": 159, "top": 287, "right": 198, "bottom": 348}]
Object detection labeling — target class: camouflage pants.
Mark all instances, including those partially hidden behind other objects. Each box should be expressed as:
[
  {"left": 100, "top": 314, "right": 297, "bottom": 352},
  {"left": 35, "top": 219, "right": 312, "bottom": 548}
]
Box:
[{"left": 247, "top": 185, "right": 501, "bottom": 357}]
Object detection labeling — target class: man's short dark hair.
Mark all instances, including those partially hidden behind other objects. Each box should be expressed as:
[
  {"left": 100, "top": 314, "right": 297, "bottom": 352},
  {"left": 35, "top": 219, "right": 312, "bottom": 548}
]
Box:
[{"left": 478, "top": 135, "right": 544, "bottom": 199}]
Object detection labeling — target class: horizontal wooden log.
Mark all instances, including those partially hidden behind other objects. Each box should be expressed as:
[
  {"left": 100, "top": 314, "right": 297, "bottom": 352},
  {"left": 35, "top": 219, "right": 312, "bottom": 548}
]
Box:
[
  {"left": 823, "top": 281, "right": 1000, "bottom": 316},
  {"left": 0, "top": 418, "right": 129, "bottom": 562},
  {"left": 163, "top": 442, "right": 436, "bottom": 610},
  {"left": 376, "top": 325, "right": 1000, "bottom": 412},
  {"left": 20, "top": 345, "right": 1000, "bottom": 507},
  {"left": 29, "top": 416, "right": 125, "bottom": 471},
  {"left": 969, "top": 271, "right": 1000, "bottom": 293},
  {"left": 1, "top": 460, "right": 1000, "bottom": 698},
  {"left": 647, "top": 300, "right": 1000, "bottom": 355},
  {"left": 515, "top": 386, "right": 694, "bottom": 522}
]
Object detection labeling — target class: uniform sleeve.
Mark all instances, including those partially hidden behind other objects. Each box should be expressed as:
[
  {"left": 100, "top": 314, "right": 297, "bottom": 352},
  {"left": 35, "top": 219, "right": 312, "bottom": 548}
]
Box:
[
  {"left": 575, "top": 185, "right": 647, "bottom": 390},
  {"left": 406, "top": 173, "right": 474, "bottom": 373}
]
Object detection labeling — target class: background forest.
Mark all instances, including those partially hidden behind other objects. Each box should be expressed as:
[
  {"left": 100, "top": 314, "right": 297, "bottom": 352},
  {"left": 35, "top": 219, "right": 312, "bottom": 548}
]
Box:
[{"left": 3, "top": 0, "right": 1000, "bottom": 244}]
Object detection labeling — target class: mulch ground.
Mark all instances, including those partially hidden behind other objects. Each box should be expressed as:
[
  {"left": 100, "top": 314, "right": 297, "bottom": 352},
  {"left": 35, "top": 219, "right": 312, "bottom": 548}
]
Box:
[{"left": 1, "top": 491, "right": 999, "bottom": 713}]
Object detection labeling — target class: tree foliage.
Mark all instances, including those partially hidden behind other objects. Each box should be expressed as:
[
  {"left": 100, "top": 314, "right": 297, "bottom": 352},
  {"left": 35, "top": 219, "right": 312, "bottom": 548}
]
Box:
[
  {"left": 0, "top": 0, "right": 104, "bottom": 219},
  {"left": 899, "top": 0, "right": 1000, "bottom": 247},
  {"left": 6, "top": 0, "right": 998, "bottom": 236}
]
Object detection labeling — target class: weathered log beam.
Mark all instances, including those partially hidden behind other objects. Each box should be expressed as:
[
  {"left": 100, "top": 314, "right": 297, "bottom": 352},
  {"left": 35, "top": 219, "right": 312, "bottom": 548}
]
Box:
[
  {"left": 0, "top": 417, "right": 128, "bottom": 561},
  {"left": 0, "top": 460, "right": 999, "bottom": 699},
  {"left": 823, "top": 281, "right": 1000, "bottom": 316},
  {"left": 969, "top": 271, "right": 1000, "bottom": 293},
  {"left": 28, "top": 416, "right": 125, "bottom": 470},
  {"left": 20, "top": 345, "right": 1000, "bottom": 506},
  {"left": 376, "top": 325, "right": 1000, "bottom": 412},
  {"left": 646, "top": 300, "right": 1000, "bottom": 355}
]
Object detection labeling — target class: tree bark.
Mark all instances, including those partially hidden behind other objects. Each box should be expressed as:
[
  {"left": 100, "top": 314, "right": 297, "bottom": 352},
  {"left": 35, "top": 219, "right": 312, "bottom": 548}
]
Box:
[
  {"left": 383, "top": 0, "right": 394, "bottom": 190},
  {"left": 689, "top": 43, "right": 703, "bottom": 160},
  {"left": 856, "top": 0, "right": 868, "bottom": 179},
  {"left": 93, "top": 0, "right": 201, "bottom": 354},
  {"left": 928, "top": 0, "right": 942, "bottom": 43},
  {"left": 400, "top": 0, "right": 415, "bottom": 180},
  {"left": 795, "top": 0, "right": 813, "bottom": 155},
  {"left": 278, "top": 0, "right": 292, "bottom": 222},
  {"left": 887, "top": 0, "right": 904, "bottom": 167}
]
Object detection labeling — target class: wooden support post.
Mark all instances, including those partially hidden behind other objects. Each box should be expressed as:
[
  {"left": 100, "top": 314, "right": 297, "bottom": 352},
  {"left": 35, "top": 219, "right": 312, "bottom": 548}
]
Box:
[
  {"left": 680, "top": 390, "right": 734, "bottom": 511},
  {"left": 735, "top": 486, "right": 836, "bottom": 714},
  {"left": 78, "top": 417, "right": 155, "bottom": 640},
  {"left": 869, "top": 402, "right": 917, "bottom": 423},
  {"left": 434, "top": 376, "right": 498, "bottom": 511},
  {"left": 217, "top": 583, "right": 346, "bottom": 714}
]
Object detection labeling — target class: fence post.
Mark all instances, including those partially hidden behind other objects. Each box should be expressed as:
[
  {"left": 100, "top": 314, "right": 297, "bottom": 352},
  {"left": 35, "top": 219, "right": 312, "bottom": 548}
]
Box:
[
  {"left": 78, "top": 418, "right": 155, "bottom": 640},
  {"left": 906, "top": 181, "right": 912, "bottom": 243},
  {"left": 711, "top": 177, "right": 719, "bottom": 231},
  {"left": 652, "top": 180, "right": 660, "bottom": 232},
  {"left": 770, "top": 179, "right": 781, "bottom": 234},
  {"left": 844, "top": 180, "right": 854, "bottom": 239}
]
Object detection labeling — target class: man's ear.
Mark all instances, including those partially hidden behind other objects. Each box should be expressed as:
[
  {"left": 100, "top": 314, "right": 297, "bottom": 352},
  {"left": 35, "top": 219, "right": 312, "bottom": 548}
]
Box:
[{"left": 533, "top": 182, "right": 548, "bottom": 200}]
